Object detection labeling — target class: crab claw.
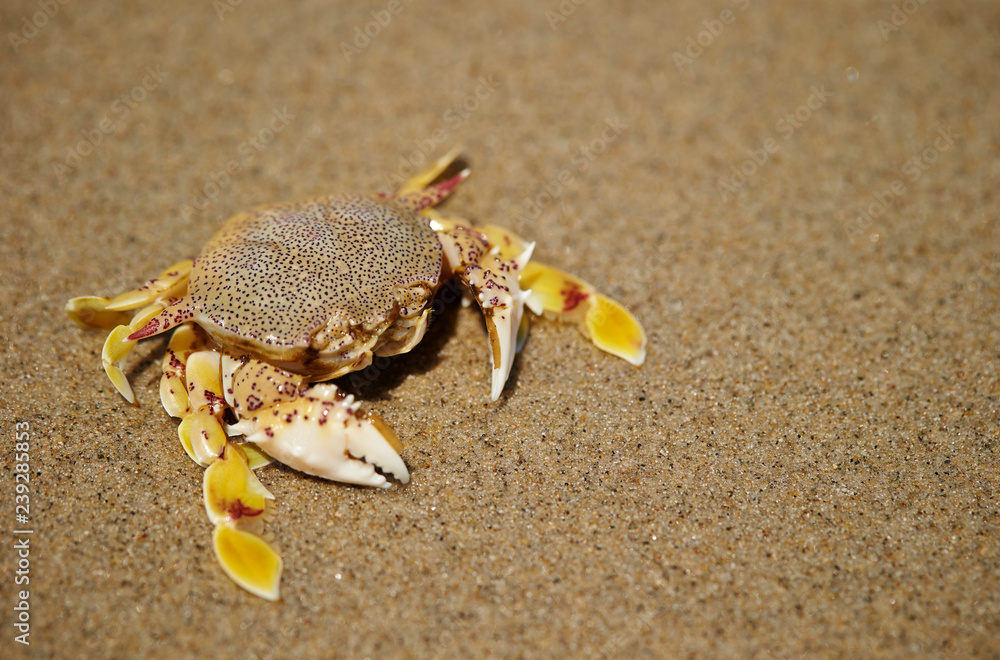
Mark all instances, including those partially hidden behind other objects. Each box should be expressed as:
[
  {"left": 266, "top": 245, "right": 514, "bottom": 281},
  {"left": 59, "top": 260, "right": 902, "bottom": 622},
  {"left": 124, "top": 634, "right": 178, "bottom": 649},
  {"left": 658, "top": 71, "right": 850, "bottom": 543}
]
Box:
[
  {"left": 486, "top": 296, "right": 523, "bottom": 401},
  {"left": 483, "top": 243, "right": 534, "bottom": 401},
  {"left": 237, "top": 384, "right": 409, "bottom": 487},
  {"left": 467, "top": 225, "right": 647, "bottom": 366},
  {"left": 223, "top": 358, "right": 409, "bottom": 488},
  {"left": 437, "top": 225, "right": 535, "bottom": 401}
]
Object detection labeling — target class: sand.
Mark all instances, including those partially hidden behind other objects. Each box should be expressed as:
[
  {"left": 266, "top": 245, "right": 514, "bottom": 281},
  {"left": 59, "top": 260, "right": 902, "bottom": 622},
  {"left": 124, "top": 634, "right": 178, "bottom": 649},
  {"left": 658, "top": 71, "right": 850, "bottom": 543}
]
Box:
[{"left": 2, "top": 0, "right": 998, "bottom": 657}]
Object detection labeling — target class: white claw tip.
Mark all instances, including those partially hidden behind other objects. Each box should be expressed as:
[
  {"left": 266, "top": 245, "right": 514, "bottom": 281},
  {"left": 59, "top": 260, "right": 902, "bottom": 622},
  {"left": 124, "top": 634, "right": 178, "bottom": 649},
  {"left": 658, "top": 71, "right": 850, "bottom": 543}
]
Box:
[
  {"left": 490, "top": 368, "right": 505, "bottom": 402},
  {"left": 516, "top": 242, "right": 536, "bottom": 270}
]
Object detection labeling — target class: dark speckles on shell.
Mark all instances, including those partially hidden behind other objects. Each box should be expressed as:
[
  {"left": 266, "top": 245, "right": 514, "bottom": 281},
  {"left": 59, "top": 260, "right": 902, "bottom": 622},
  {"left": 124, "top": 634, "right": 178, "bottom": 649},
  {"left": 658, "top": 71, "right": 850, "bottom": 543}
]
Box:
[{"left": 186, "top": 195, "right": 441, "bottom": 348}]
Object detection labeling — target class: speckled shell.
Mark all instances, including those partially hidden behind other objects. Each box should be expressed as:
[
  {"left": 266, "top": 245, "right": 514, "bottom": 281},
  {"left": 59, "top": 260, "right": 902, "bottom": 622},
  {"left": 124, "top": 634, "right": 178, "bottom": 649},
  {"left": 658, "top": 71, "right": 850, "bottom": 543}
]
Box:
[{"left": 186, "top": 194, "right": 441, "bottom": 370}]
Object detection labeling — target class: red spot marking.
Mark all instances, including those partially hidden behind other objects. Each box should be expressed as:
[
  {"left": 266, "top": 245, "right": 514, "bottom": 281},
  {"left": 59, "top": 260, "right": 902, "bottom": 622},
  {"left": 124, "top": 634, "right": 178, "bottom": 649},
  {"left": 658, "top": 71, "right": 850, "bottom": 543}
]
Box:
[
  {"left": 412, "top": 170, "right": 468, "bottom": 210},
  {"left": 128, "top": 318, "right": 161, "bottom": 340},
  {"left": 228, "top": 499, "right": 264, "bottom": 520},
  {"left": 128, "top": 308, "right": 193, "bottom": 340},
  {"left": 204, "top": 391, "right": 226, "bottom": 409},
  {"left": 561, "top": 283, "right": 590, "bottom": 312}
]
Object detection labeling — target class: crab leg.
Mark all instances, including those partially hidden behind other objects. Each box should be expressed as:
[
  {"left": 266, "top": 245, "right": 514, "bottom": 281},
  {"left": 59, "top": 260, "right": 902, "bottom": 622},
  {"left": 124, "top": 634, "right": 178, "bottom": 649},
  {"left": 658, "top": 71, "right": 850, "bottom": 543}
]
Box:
[
  {"left": 205, "top": 442, "right": 282, "bottom": 601},
  {"left": 519, "top": 262, "right": 647, "bottom": 366},
  {"left": 160, "top": 324, "right": 203, "bottom": 419},
  {"left": 66, "top": 260, "right": 195, "bottom": 403},
  {"left": 167, "top": 346, "right": 281, "bottom": 600},
  {"left": 66, "top": 260, "right": 193, "bottom": 329},
  {"left": 396, "top": 149, "right": 646, "bottom": 379},
  {"left": 98, "top": 303, "right": 167, "bottom": 404},
  {"left": 436, "top": 224, "right": 533, "bottom": 401},
  {"left": 469, "top": 223, "right": 647, "bottom": 366},
  {"left": 161, "top": 325, "right": 273, "bottom": 468},
  {"left": 389, "top": 151, "right": 530, "bottom": 400},
  {"left": 394, "top": 144, "right": 464, "bottom": 197}
]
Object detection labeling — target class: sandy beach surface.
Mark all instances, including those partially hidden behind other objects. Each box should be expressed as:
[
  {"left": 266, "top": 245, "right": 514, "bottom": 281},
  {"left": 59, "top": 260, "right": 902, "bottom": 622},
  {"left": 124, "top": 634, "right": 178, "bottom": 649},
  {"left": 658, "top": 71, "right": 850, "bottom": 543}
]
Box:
[{"left": 2, "top": 1, "right": 998, "bottom": 657}]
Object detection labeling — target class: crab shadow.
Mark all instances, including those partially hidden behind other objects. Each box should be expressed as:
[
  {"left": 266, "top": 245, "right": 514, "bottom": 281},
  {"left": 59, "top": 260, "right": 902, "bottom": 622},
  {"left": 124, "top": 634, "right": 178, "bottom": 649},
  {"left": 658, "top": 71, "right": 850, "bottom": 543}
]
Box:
[{"left": 122, "top": 334, "right": 171, "bottom": 395}]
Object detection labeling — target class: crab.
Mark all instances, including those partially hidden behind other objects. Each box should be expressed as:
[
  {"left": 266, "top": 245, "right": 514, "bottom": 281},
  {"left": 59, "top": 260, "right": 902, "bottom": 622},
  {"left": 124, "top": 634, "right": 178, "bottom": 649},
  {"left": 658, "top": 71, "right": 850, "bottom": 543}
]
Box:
[{"left": 66, "top": 149, "right": 647, "bottom": 600}]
